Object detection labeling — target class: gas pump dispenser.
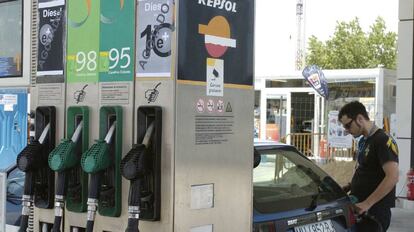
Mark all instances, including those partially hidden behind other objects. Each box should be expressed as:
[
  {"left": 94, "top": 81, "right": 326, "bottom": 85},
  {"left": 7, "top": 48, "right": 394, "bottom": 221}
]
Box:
[
  {"left": 81, "top": 106, "right": 123, "bottom": 232},
  {"left": 16, "top": 106, "right": 56, "bottom": 232},
  {"left": 29, "top": 0, "right": 67, "bottom": 230},
  {"left": 120, "top": 106, "right": 162, "bottom": 232},
  {"left": 48, "top": 106, "right": 89, "bottom": 232}
]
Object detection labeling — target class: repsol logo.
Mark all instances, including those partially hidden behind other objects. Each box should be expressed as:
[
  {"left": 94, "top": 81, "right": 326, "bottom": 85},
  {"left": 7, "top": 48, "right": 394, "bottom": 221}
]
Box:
[{"left": 197, "top": 0, "right": 237, "bottom": 13}]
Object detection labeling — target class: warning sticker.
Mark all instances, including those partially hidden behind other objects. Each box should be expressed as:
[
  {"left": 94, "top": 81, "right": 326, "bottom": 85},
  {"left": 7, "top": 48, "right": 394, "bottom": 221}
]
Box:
[{"left": 226, "top": 102, "right": 232, "bottom": 112}]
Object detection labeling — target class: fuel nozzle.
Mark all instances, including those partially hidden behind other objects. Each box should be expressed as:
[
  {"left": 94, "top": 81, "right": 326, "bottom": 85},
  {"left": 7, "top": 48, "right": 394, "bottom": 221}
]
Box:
[
  {"left": 49, "top": 121, "right": 83, "bottom": 172},
  {"left": 121, "top": 123, "right": 154, "bottom": 232},
  {"left": 48, "top": 121, "right": 84, "bottom": 232},
  {"left": 17, "top": 124, "right": 50, "bottom": 171},
  {"left": 16, "top": 123, "right": 51, "bottom": 232},
  {"left": 81, "top": 122, "right": 116, "bottom": 232}
]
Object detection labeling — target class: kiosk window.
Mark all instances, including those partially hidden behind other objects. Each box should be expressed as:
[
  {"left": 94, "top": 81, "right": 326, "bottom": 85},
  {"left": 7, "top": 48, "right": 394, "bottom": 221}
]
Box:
[{"left": 0, "top": 0, "right": 22, "bottom": 78}]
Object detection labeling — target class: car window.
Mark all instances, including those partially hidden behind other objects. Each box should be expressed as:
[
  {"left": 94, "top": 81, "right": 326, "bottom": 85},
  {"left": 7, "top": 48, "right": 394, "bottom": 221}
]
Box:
[
  {"left": 253, "top": 148, "right": 345, "bottom": 214},
  {"left": 7, "top": 167, "right": 24, "bottom": 198}
]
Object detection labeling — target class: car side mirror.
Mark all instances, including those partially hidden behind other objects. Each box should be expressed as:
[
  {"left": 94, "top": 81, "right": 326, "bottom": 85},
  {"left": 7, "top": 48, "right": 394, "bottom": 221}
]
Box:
[
  {"left": 253, "top": 149, "right": 261, "bottom": 168},
  {"left": 7, "top": 180, "right": 20, "bottom": 197}
]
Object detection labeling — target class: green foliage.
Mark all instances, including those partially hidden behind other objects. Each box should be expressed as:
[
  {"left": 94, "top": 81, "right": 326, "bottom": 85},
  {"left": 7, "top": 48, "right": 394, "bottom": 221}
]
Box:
[{"left": 306, "top": 17, "right": 397, "bottom": 69}]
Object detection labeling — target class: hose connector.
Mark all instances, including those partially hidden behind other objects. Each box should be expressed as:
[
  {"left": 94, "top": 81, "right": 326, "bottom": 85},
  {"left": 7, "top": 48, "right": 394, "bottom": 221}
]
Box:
[{"left": 87, "top": 198, "right": 99, "bottom": 221}]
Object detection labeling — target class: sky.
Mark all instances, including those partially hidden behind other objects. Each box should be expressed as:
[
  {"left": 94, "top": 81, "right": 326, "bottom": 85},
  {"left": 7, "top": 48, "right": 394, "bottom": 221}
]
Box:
[{"left": 255, "top": 0, "right": 399, "bottom": 76}]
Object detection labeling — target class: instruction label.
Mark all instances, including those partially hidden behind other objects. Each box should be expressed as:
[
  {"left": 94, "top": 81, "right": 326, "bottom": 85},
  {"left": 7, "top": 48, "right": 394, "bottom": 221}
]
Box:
[
  {"left": 100, "top": 82, "right": 130, "bottom": 105},
  {"left": 38, "top": 84, "right": 63, "bottom": 104},
  {"left": 195, "top": 115, "right": 234, "bottom": 145}
]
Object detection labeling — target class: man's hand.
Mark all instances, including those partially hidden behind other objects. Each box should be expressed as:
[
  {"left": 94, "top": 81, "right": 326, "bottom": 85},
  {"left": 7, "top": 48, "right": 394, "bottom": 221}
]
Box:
[{"left": 354, "top": 201, "right": 372, "bottom": 215}]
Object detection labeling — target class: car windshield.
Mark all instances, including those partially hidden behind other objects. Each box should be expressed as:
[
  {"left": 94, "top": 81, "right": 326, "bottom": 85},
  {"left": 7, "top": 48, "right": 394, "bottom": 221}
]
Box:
[{"left": 253, "top": 147, "right": 345, "bottom": 214}]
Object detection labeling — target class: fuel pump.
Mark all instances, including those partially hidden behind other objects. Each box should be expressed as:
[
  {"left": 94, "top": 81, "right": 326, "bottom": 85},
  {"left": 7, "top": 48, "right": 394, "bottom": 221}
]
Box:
[
  {"left": 81, "top": 123, "right": 115, "bottom": 232},
  {"left": 121, "top": 106, "right": 162, "bottom": 232},
  {"left": 48, "top": 107, "right": 89, "bottom": 232},
  {"left": 80, "top": 106, "right": 123, "bottom": 232},
  {"left": 16, "top": 106, "right": 56, "bottom": 232}
]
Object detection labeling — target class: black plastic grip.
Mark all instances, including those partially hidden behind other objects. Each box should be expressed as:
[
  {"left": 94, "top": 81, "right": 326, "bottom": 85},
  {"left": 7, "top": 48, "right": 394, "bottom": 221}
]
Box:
[
  {"left": 125, "top": 218, "right": 139, "bottom": 232},
  {"left": 19, "top": 215, "right": 29, "bottom": 232},
  {"left": 56, "top": 172, "right": 66, "bottom": 196},
  {"left": 51, "top": 216, "right": 62, "bottom": 232},
  {"left": 86, "top": 220, "right": 95, "bottom": 232},
  {"left": 88, "top": 173, "right": 101, "bottom": 199},
  {"left": 128, "top": 179, "right": 142, "bottom": 206},
  {"left": 23, "top": 172, "right": 35, "bottom": 196}
]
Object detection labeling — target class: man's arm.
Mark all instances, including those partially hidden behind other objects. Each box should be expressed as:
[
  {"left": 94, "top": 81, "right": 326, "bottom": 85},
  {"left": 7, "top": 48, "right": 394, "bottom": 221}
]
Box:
[{"left": 355, "top": 161, "right": 399, "bottom": 214}]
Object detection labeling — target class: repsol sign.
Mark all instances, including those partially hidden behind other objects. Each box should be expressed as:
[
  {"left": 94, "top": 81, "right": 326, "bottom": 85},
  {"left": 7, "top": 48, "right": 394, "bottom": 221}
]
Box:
[{"left": 197, "top": 0, "right": 237, "bottom": 12}]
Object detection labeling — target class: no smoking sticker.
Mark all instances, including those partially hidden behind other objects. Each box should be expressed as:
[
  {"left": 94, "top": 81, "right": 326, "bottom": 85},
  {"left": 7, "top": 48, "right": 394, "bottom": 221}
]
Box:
[
  {"left": 217, "top": 99, "right": 224, "bottom": 113},
  {"left": 207, "top": 99, "right": 214, "bottom": 113},
  {"left": 197, "top": 99, "right": 205, "bottom": 113}
]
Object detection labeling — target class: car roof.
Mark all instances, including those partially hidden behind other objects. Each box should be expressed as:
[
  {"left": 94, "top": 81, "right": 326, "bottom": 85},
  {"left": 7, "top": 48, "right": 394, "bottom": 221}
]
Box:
[{"left": 254, "top": 139, "right": 294, "bottom": 148}]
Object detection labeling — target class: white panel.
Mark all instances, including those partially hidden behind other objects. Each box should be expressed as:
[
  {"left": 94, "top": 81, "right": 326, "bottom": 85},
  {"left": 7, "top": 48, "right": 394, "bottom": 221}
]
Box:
[
  {"left": 399, "top": 0, "right": 414, "bottom": 20},
  {"left": 397, "top": 21, "right": 413, "bottom": 79},
  {"left": 396, "top": 138, "right": 411, "bottom": 197},
  {"left": 190, "top": 225, "right": 213, "bottom": 232},
  {"left": 396, "top": 79, "right": 412, "bottom": 138}
]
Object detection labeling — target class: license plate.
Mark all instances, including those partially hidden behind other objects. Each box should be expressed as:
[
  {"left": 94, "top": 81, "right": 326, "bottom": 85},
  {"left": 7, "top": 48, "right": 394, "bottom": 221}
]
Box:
[{"left": 294, "top": 219, "right": 336, "bottom": 232}]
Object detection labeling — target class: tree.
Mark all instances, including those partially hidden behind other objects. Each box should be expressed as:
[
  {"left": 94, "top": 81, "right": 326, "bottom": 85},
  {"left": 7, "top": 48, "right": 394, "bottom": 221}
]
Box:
[{"left": 306, "top": 17, "right": 397, "bottom": 69}]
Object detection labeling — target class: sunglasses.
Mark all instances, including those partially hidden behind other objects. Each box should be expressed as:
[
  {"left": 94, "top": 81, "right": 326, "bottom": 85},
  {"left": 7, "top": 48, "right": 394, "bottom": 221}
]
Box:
[{"left": 343, "top": 119, "right": 354, "bottom": 129}]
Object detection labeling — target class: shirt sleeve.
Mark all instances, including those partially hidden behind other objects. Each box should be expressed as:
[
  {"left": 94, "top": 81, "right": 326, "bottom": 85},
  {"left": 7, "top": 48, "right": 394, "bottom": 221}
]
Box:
[{"left": 375, "top": 133, "right": 399, "bottom": 166}]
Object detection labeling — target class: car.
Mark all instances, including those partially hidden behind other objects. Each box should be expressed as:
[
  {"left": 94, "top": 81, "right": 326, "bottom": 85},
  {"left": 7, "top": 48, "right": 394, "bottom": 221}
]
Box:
[
  {"left": 253, "top": 141, "right": 356, "bottom": 232},
  {"left": 3, "top": 164, "right": 23, "bottom": 230}
]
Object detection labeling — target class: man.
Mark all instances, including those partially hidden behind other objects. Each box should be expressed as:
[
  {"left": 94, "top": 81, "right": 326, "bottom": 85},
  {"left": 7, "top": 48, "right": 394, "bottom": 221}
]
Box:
[{"left": 338, "top": 101, "right": 399, "bottom": 231}]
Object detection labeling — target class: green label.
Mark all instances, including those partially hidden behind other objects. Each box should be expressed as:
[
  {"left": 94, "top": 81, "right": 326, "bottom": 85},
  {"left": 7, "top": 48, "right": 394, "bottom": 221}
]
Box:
[
  {"left": 99, "top": 0, "right": 135, "bottom": 82},
  {"left": 67, "top": 0, "right": 100, "bottom": 83}
]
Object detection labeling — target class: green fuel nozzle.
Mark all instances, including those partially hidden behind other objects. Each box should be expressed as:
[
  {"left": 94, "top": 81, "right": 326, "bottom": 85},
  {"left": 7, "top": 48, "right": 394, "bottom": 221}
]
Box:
[
  {"left": 81, "top": 122, "right": 116, "bottom": 174},
  {"left": 49, "top": 121, "right": 83, "bottom": 172},
  {"left": 81, "top": 121, "right": 117, "bottom": 232},
  {"left": 48, "top": 121, "right": 84, "bottom": 232}
]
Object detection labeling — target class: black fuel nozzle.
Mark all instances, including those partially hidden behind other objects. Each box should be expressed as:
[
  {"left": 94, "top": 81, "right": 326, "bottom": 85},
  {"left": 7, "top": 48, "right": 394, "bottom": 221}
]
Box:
[
  {"left": 121, "top": 145, "right": 150, "bottom": 232},
  {"left": 16, "top": 123, "right": 51, "bottom": 232},
  {"left": 121, "top": 145, "right": 150, "bottom": 180},
  {"left": 121, "top": 123, "right": 155, "bottom": 232}
]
